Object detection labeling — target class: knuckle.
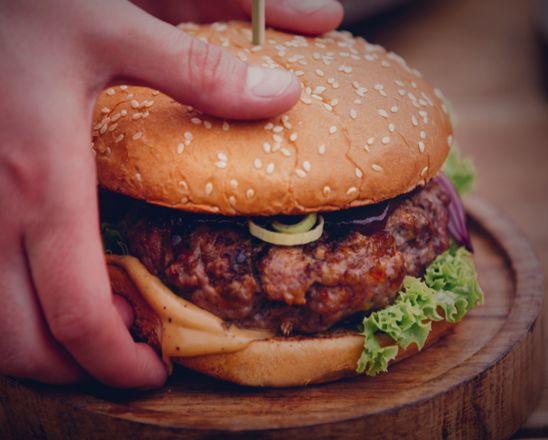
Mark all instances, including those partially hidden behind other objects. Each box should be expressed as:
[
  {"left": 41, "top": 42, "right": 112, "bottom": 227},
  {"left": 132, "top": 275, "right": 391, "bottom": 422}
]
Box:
[
  {"left": 0, "top": 147, "right": 52, "bottom": 204},
  {"left": 49, "top": 305, "right": 101, "bottom": 345},
  {"left": 185, "top": 36, "right": 225, "bottom": 92}
]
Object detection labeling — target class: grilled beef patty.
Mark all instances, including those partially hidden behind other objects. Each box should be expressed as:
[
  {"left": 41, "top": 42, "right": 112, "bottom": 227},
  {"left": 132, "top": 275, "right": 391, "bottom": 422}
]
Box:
[{"left": 125, "top": 182, "right": 450, "bottom": 335}]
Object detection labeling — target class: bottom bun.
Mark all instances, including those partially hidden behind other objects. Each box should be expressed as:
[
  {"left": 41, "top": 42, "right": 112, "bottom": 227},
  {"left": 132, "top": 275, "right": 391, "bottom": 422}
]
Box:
[{"left": 108, "top": 262, "right": 454, "bottom": 388}]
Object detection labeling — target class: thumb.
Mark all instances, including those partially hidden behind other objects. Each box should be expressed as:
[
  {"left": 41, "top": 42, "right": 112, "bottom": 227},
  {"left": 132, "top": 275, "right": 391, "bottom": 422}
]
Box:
[{"left": 104, "top": 5, "right": 301, "bottom": 120}]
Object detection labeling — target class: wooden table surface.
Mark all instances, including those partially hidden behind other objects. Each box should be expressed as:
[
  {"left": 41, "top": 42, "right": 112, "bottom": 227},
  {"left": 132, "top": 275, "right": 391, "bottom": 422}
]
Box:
[{"left": 351, "top": 0, "right": 548, "bottom": 436}]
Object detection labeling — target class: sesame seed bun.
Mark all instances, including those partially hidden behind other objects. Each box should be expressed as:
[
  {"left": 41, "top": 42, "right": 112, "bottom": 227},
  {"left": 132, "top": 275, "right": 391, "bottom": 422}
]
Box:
[
  {"left": 92, "top": 22, "right": 452, "bottom": 216},
  {"left": 108, "top": 263, "right": 453, "bottom": 387}
]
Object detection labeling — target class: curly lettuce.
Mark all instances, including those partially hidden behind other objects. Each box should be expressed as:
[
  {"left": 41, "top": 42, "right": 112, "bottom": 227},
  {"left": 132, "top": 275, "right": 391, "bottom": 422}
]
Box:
[
  {"left": 101, "top": 222, "right": 129, "bottom": 255},
  {"left": 443, "top": 145, "right": 476, "bottom": 196},
  {"left": 356, "top": 247, "right": 483, "bottom": 376}
]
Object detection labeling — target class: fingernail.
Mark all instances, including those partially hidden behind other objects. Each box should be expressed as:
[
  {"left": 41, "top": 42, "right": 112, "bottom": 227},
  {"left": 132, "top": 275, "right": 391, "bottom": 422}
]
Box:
[
  {"left": 286, "top": 0, "right": 330, "bottom": 14},
  {"left": 246, "top": 66, "right": 295, "bottom": 98}
]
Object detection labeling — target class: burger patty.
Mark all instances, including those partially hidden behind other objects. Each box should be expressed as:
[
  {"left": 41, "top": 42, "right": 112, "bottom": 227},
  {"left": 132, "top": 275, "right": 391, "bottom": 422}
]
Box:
[{"left": 125, "top": 182, "right": 450, "bottom": 335}]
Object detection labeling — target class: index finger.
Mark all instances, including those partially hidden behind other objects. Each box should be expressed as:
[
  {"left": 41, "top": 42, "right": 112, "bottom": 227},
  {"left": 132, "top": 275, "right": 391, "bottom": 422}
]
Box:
[{"left": 23, "top": 134, "right": 166, "bottom": 388}]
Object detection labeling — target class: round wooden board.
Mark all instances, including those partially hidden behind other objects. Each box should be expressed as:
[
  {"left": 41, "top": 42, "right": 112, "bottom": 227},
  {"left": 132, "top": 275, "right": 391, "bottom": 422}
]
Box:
[{"left": 0, "top": 196, "right": 544, "bottom": 439}]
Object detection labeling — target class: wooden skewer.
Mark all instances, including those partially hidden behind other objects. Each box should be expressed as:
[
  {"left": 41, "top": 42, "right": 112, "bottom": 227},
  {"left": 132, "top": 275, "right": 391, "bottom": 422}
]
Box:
[{"left": 252, "top": 0, "right": 265, "bottom": 46}]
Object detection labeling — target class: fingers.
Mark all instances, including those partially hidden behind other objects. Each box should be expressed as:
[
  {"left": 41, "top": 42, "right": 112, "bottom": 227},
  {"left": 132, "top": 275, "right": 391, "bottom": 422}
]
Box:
[
  {"left": 22, "top": 126, "right": 166, "bottom": 388},
  {"left": 0, "top": 225, "right": 83, "bottom": 384},
  {"left": 114, "top": 295, "right": 135, "bottom": 329},
  {"left": 102, "top": 3, "right": 301, "bottom": 120},
  {"left": 239, "top": 0, "right": 344, "bottom": 35}
]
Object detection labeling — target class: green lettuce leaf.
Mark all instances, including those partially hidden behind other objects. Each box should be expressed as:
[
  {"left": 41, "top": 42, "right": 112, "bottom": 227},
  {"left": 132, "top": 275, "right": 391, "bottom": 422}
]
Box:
[
  {"left": 101, "top": 222, "right": 129, "bottom": 255},
  {"left": 443, "top": 145, "right": 476, "bottom": 196},
  {"left": 356, "top": 247, "right": 483, "bottom": 376}
]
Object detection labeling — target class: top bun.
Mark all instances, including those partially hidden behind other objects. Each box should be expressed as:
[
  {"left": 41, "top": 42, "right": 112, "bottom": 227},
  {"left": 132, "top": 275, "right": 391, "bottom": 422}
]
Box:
[{"left": 92, "top": 21, "right": 452, "bottom": 216}]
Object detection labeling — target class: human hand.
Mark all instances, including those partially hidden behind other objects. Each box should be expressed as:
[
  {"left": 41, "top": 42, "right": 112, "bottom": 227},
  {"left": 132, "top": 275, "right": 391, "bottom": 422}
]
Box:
[{"left": 0, "top": 0, "right": 343, "bottom": 388}]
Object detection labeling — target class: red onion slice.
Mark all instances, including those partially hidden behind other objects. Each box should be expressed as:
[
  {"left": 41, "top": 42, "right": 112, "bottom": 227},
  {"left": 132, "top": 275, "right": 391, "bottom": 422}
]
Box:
[{"left": 434, "top": 174, "right": 473, "bottom": 252}]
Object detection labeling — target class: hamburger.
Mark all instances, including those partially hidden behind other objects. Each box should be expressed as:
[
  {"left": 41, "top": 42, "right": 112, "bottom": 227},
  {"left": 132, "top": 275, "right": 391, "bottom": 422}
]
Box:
[{"left": 93, "top": 22, "right": 483, "bottom": 387}]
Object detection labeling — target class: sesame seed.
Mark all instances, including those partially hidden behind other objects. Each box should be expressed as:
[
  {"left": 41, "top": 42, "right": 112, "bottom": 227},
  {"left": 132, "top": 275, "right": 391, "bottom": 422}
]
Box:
[
  {"left": 130, "top": 100, "right": 140, "bottom": 109},
  {"left": 254, "top": 158, "right": 262, "bottom": 169},
  {"left": 318, "top": 144, "right": 326, "bottom": 155},
  {"left": 398, "top": 89, "right": 407, "bottom": 96},
  {"left": 296, "top": 169, "right": 307, "bottom": 178},
  {"left": 100, "top": 124, "right": 108, "bottom": 135},
  {"left": 246, "top": 188, "right": 255, "bottom": 199},
  {"left": 266, "top": 163, "right": 275, "bottom": 174},
  {"left": 263, "top": 142, "right": 272, "bottom": 153},
  {"left": 135, "top": 172, "right": 142, "bottom": 182},
  {"left": 372, "top": 164, "right": 383, "bottom": 172},
  {"left": 418, "top": 141, "right": 425, "bottom": 153},
  {"left": 205, "top": 182, "right": 213, "bottom": 195},
  {"left": 378, "top": 109, "right": 389, "bottom": 118},
  {"left": 374, "top": 84, "right": 384, "bottom": 91},
  {"left": 323, "top": 186, "right": 331, "bottom": 196},
  {"left": 301, "top": 96, "right": 312, "bottom": 105},
  {"left": 281, "top": 148, "right": 291, "bottom": 157},
  {"left": 229, "top": 196, "right": 236, "bottom": 206},
  {"left": 143, "top": 100, "right": 154, "bottom": 108},
  {"left": 204, "top": 121, "right": 212, "bottom": 129},
  {"left": 265, "top": 122, "right": 274, "bottom": 130},
  {"left": 355, "top": 168, "right": 363, "bottom": 178},
  {"left": 420, "top": 131, "right": 426, "bottom": 140},
  {"left": 217, "top": 152, "right": 228, "bottom": 162},
  {"left": 272, "top": 143, "right": 281, "bottom": 152},
  {"left": 132, "top": 113, "right": 142, "bottom": 120},
  {"left": 101, "top": 107, "right": 110, "bottom": 114},
  {"left": 411, "top": 115, "right": 419, "bottom": 126},
  {"left": 177, "top": 143, "right": 185, "bottom": 154},
  {"left": 391, "top": 106, "right": 399, "bottom": 113},
  {"left": 106, "top": 88, "right": 115, "bottom": 96},
  {"left": 273, "top": 134, "right": 282, "bottom": 143},
  {"left": 332, "top": 82, "right": 340, "bottom": 89},
  {"left": 132, "top": 132, "right": 142, "bottom": 140},
  {"left": 381, "top": 60, "right": 390, "bottom": 68},
  {"left": 323, "top": 103, "right": 333, "bottom": 112},
  {"left": 222, "top": 121, "right": 230, "bottom": 131},
  {"left": 108, "top": 123, "right": 118, "bottom": 132},
  {"left": 315, "top": 69, "right": 325, "bottom": 77},
  {"left": 120, "top": 110, "right": 128, "bottom": 116},
  {"left": 115, "top": 134, "right": 124, "bottom": 143},
  {"left": 273, "top": 125, "right": 284, "bottom": 133},
  {"left": 329, "top": 126, "right": 337, "bottom": 135},
  {"left": 215, "top": 161, "right": 227, "bottom": 169},
  {"left": 448, "top": 135, "right": 454, "bottom": 147},
  {"left": 303, "top": 161, "right": 311, "bottom": 172},
  {"left": 367, "top": 137, "right": 375, "bottom": 145},
  {"left": 179, "top": 180, "right": 188, "bottom": 190},
  {"left": 120, "top": 85, "right": 128, "bottom": 91},
  {"left": 381, "top": 136, "right": 390, "bottom": 144},
  {"left": 191, "top": 117, "right": 202, "bottom": 125},
  {"left": 290, "top": 132, "right": 298, "bottom": 142},
  {"left": 230, "top": 179, "right": 238, "bottom": 189},
  {"left": 421, "top": 166, "right": 429, "bottom": 176},
  {"left": 388, "top": 123, "right": 396, "bottom": 132},
  {"left": 347, "top": 187, "right": 357, "bottom": 195},
  {"left": 350, "top": 109, "right": 358, "bottom": 119}
]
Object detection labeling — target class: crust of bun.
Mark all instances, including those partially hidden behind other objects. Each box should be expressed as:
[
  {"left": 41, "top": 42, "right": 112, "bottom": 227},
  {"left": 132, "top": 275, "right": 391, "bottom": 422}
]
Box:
[
  {"left": 93, "top": 22, "right": 452, "bottom": 216},
  {"left": 108, "top": 262, "right": 454, "bottom": 387}
]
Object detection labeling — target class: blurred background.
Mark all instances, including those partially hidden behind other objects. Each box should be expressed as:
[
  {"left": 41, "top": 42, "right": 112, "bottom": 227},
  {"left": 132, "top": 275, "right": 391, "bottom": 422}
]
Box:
[{"left": 339, "top": 0, "right": 547, "bottom": 436}]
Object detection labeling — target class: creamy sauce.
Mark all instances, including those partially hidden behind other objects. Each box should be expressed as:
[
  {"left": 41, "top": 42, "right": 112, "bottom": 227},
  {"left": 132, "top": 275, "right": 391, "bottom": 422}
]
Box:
[{"left": 107, "top": 255, "right": 271, "bottom": 360}]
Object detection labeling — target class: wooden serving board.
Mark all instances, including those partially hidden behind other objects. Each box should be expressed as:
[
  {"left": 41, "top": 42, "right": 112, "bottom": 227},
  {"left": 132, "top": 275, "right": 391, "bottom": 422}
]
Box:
[{"left": 0, "top": 196, "right": 544, "bottom": 439}]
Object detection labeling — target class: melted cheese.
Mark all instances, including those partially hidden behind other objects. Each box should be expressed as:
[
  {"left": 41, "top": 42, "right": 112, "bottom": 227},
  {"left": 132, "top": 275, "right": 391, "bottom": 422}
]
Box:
[{"left": 107, "top": 255, "right": 271, "bottom": 360}]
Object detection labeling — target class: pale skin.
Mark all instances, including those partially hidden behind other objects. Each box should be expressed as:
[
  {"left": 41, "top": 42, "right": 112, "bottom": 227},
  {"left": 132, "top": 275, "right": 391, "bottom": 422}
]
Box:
[{"left": 0, "top": 0, "right": 343, "bottom": 388}]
